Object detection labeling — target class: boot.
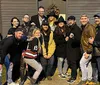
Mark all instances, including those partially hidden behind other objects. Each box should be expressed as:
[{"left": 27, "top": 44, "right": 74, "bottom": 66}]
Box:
[
  {"left": 30, "top": 77, "right": 36, "bottom": 85},
  {"left": 24, "top": 78, "right": 30, "bottom": 85}
]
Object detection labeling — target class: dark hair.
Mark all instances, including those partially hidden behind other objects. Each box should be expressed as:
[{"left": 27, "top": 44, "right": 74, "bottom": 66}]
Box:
[
  {"left": 41, "top": 25, "right": 51, "bottom": 35},
  {"left": 38, "top": 6, "right": 45, "bottom": 10},
  {"left": 11, "top": 17, "right": 20, "bottom": 27},
  {"left": 55, "top": 25, "right": 68, "bottom": 36}
]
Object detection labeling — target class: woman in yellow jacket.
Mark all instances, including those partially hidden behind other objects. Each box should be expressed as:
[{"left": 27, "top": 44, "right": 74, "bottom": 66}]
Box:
[{"left": 40, "top": 20, "right": 56, "bottom": 80}]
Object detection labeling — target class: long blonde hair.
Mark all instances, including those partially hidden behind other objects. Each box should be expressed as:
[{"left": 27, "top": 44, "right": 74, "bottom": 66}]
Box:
[
  {"left": 32, "top": 28, "right": 40, "bottom": 37},
  {"left": 32, "top": 28, "right": 42, "bottom": 53}
]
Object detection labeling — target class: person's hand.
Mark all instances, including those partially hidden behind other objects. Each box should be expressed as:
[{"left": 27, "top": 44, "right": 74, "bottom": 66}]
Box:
[
  {"left": 69, "top": 33, "right": 74, "bottom": 38},
  {"left": 65, "top": 36, "right": 69, "bottom": 41},
  {"left": 22, "top": 52, "right": 25, "bottom": 57},
  {"left": 30, "top": 36, "right": 34, "bottom": 40},
  {"left": 46, "top": 55, "right": 51, "bottom": 59},
  {"left": 26, "top": 64, "right": 28, "bottom": 71},
  {"left": 0, "top": 64, "right": 2, "bottom": 70},
  {"left": 84, "top": 52, "right": 89, "bottom": 59},
  {"left": 31, "top": 22, "right": 36, "bottom": 26},
  {"left": 44, "top": 55, "right": 48, "bottom": 59},
  {"left": 88, "top": 37, "right": 94, "bottom": 44},
  {"left": 7, "top": 34, "right": 13, "bottom": 37}
]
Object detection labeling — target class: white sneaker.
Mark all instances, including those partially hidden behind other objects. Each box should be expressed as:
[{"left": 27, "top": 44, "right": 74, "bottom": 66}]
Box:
[
  {"left": 8, "top": 82, "right": 16, "bottom": 85},
  {"left": 15, "top": 83, "right": 19, "bottom": 85}
]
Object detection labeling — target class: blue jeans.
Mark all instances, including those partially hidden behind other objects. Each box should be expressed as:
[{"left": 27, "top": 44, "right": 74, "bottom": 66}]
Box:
[
  {"left": 57, "top": 57, "right": 68, "bottom": 74},
  {"left": 4, "top": 56, "right": 10, "bottom": 71},
  {"left": 4, "top": 56, "right": 10, "bottom": 80},
  {"left": 40, "top": 56, "right": 54, "bottom": 77}
]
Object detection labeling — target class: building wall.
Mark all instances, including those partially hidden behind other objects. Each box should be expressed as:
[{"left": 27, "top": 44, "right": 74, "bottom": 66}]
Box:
[
  {"left": 1, "top": 0, "right": 38, "bottom": 37},
  {"left": 1, "top": 0, "right": 100, "bottom": 37},
  {"left": 39, "top": 0, "right": 66, "bottom": 14},
  {"left": 66, "top": 0, "right": 100, "bottom": 25},
  {"left": 0, "top": 0, "right": 2, "bottom": 33},
  {"left": 39, "top": 0, "right": 100, "bottom": 25}
]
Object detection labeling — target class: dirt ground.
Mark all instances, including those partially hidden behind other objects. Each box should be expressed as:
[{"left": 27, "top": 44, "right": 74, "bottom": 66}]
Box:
[
  {"left": 39, "top": 69, "right": 81, "bottom": 85},
  {"left": 2, "top": 67, "right": 99, "bottom": 85}
]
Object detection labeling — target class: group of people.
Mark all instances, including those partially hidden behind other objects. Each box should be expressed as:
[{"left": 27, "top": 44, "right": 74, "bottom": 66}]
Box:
[{"left": 0, "top": 6, "right": 100, "bottom": 85}]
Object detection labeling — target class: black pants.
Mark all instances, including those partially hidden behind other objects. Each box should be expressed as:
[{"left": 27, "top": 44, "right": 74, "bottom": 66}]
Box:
[
  {"left": 50, "top": 55, "right": 57, "bottom": 76},
  {"left": 68, "top": 60, "right": 79, "bottom": 79},
  {"left": 12, "top": 64, "right": 20, "bottom": 81},
  {"left": 96, "top": 57, "right": 100, "bottom": 82}
]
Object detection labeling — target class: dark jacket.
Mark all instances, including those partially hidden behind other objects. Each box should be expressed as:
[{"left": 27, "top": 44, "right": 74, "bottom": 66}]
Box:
[
  {"left": 0, "top": 33, "right": 3, "bottom": 41},
  {"left": 66, "top": 23, "right": 81, "bottom": 61},
  {"left": 91, "top": 26, "right": 100, "bottom": 57},
  {"left": 8, "top": 27, "right": 17, "bottom": 35},
  {"left": 31, "top": 15, "right": 46, "bottom": 28},
  {"left": 21, "top": 21, "right": 33, "bottom": 36},
  {"left": 0, "top": 36, "right": 27, "bottom": 64},
  {"left": 54, "top": 26, "right": 68, "bottom": 58},
  {"left": 92, "top": 26, "right": 100, "bottom": 47}
]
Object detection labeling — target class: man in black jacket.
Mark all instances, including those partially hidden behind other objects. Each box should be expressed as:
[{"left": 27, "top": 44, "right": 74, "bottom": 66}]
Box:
[
  {"left": 31, "top": 6, "right": 46, "bottom": 28},
  {"left": 88, "top": 13, "right": 100, "bottom": 84},
  {"left": 0, "top": 28, "right": 27, "bottom": 85},
  {"left": 66, "top": 16, "right": 81, "bottom": 84}
]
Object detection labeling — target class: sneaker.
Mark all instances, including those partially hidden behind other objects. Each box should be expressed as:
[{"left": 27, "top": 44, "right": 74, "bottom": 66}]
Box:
[
  {"left": 15, "top": 83, "right": 19, "bottom": 85},
  {"left": 19, "top": 80, "right": 24, "bottom": 85},
  {"left": 67, "top": 77, "right": 76, "bottom": 84},
  {"left": 78, "top": 80, "right": 86, "bottom": 85},
  {"left": 66, "top": 73, "right": 71, "bottom": 78},
  {"left": 87, "top": 80, "right": 96, "bottom": 85},
  {"left": 24, "top": 78, "right": 31, "bottom": 85},
  {"left": 8, "top": 82, "right": 16, "bottom": 85},
  {"left": 62, "top": 74, "right": 67, "bottom": 78},
  {"left": 58, "top": 74, "right": 66, "bottom": 79},
  {"left": 41, "top": 77, "right": 46, "bottom": 81},
  {"left": 47, "top": 76, "right": 52, "bottom": 80}
]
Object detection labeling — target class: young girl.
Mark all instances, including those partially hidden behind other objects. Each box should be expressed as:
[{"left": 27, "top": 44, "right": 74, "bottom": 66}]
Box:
[
  {"left": 7, "top": 17, "right": 20, "bottom": 37},
  {"left": 54, "top": 16, "right": 68, "bottom": 79},
  {"left": 23, "top": 28, "right": 43, "bottom": 85}
]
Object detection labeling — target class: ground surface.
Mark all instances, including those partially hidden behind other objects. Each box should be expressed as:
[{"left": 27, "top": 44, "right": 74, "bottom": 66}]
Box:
[{"left": 2, "top": 66, "right": 99, "bottom": 85}]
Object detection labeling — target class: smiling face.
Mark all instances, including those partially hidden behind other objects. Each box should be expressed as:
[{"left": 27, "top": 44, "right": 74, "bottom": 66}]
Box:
[
  {"left": 80, "top": 15, "right": 89, "bottom": 25},
  {"left": 94, "top": 17, "right": 100, "bottom": 25},
  {"left": 67, "top": 19, "right": 76, "bottom": 26},
  {"left": 15, "top": 31, "right": 23, "bottom": 39},
  {"left": 49, "top": 16, "right": 55, "bottom": 21},
  {"left": 58, "top": 22, "right": 64, "bottom": 27},
  {"left": 42, "top": 25, "right": 49, "bottom": 31},
  {"left": 12, "top": 19, "right": 19, "bottom": 28},
  {"left": 23, "top": 15, "right": 30, "bottom": 23},
  {"left": 33, "top": 30, "right": 41, "bottom": 38},
  {"left": 38, "top": 8, "right": 45, "bottom": 17}
]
